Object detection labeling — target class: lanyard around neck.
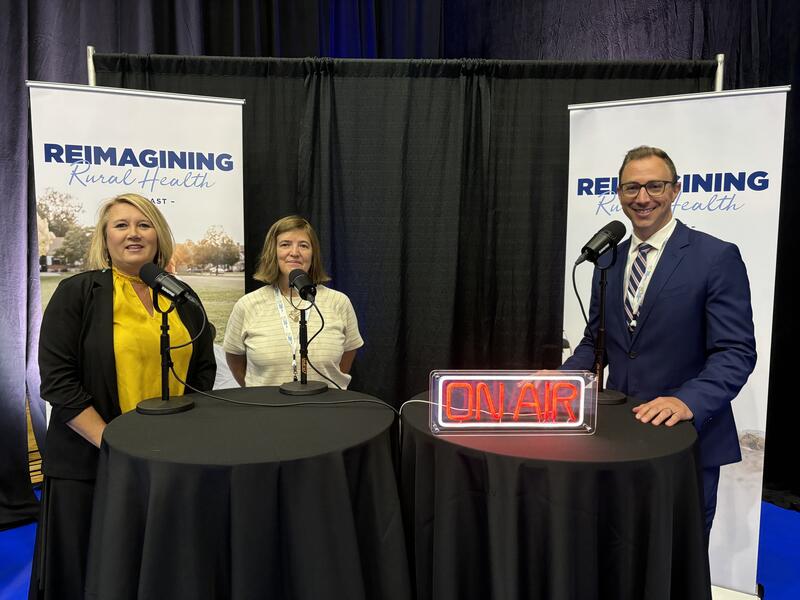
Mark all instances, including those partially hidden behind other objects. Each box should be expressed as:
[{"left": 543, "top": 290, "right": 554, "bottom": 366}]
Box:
[
  {"left": 629, "top": 246, "right": 659, "bottom": 312},
  {"left": 273, "top": 285, "right": 298, "bottom": 381}
]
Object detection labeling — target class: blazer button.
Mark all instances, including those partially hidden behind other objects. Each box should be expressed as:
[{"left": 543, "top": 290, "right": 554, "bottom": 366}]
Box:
[{"left": 628, "top": 351, "right": 637, "bottom": 359}]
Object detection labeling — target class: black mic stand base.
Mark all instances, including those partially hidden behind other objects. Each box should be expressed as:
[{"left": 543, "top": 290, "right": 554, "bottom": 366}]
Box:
[
  {"left": 136, "top": 396, "right": 195, "bottom": 415},
  {"left": 597, "top": 389, "right": 627, "bottom": 405},
  {"left": 279, "top": 380, "right": 328, "bottom": 396}
]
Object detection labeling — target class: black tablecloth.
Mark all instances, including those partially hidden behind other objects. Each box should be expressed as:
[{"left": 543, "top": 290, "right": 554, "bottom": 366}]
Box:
[
  {"left": 401, "top": 394, "right": 711, "bottom": 600},
  {"left": 85, "top": 387, "right": 411, "bottom": 600}
]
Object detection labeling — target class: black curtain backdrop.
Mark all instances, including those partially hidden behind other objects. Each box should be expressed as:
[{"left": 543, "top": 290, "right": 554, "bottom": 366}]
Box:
[
  {"left": 1, "top": 0, "right": 798, "bottom": 527},
  {"left": 93, "top": 54, "right": 715, "bottom": 412}
]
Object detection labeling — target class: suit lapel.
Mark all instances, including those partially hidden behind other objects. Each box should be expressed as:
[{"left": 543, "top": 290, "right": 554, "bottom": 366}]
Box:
[
  {"left": 609, "top": 238, "right": 630, "bottom": 339},
  {"left": 94, "top": 270, "right": 121, "bottom": 417},
  {"left": 631, "top": 220, "right": 689, "bottom": 344},
  {"left": 595, "top": 237, "right": 630, "bottom": 343}
]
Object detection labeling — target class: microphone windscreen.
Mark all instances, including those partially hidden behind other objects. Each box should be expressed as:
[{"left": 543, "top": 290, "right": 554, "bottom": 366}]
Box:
[
  {"left": 138, "top": 263, "right": 162, "bottom": 288},
  {"left": 289, "top": 269, "right": 316, "bottom": 300},
  {"left": 289, "top": 269, "right": 308, "bottom": 285},
  {"left": 605, "top": 220, "right": 627, "bottom": 244}
]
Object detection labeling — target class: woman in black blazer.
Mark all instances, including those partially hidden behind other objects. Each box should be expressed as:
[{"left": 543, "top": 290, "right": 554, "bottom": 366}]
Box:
[{"left": 29, "top": 193, "right": 216, "bottom": 600}]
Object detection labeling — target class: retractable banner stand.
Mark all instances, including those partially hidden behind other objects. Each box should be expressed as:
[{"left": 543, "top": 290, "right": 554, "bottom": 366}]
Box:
[
  {"left": 564, "top": 87, "right": 788, "bottom": 595},
  {"left": 28, "top": 82, "right": 245, "bottom": 393}
]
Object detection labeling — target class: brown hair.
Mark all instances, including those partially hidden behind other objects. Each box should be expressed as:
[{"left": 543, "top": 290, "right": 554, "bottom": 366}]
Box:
[
  {"left": 253, "top": 215, "right": 331, "bottom": 285},
  {"left": 86, "top": 193, "right": 174, "bottom": 270},
  {"left": 618, "top": 146, "right": 678, "bottom": 183}
]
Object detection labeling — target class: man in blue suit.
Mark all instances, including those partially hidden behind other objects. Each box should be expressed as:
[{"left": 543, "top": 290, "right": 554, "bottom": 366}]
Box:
[{"left": 562, "top": 145, "right": 757, "bottom": 534}]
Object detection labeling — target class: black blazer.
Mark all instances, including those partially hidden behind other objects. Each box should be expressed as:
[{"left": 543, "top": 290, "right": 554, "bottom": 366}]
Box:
[{"left": 38, "top": 269, "right": 217, "bottom": 479}]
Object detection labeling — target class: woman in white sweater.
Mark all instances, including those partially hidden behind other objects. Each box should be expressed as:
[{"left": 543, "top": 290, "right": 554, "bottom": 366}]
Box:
[{"left": 224, "top": 215, "right": 363, "bottom": 389}]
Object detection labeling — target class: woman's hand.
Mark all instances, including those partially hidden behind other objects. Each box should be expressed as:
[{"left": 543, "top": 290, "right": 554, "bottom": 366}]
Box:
[
  {"left": 67, "top": 406, "right": 108, "bottom": 448},
  {"left": 339, "top": 349, "right": 357, "bottom": 374}
]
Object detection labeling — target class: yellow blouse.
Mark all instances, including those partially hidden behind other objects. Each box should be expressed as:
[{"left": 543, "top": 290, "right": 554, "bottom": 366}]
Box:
[{"left": 112, "top": 268, "right": 193, "bottom": 413}]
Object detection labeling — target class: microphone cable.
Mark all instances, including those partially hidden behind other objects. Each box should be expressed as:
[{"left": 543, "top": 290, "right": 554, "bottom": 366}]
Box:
[
  {"left": 286, "top": 292, "right": 343, "bottom": 390},
  {"left": 571, "top": 261, "right": 595, "bottom": 345},
  {"left": 168, "top": 293, "right": 208, "bottom": 350},
  {"left": 171, "top": 365, "right": 396, "bottom": 413}
]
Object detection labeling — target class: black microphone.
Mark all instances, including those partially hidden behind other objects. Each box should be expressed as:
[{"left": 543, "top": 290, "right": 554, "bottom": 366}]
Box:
[
  {"left": 575, "top": 220, "right": 627, "bottom": 265},
  {"left": 288, "top": 269, "right": 317, "bottom": 302},
  {"left": 139, "top": 263, "right": 199, "bottom": 306}
]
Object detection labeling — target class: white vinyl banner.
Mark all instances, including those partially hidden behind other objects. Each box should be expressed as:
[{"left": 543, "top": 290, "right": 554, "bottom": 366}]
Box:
[
  {"left": 29, "top": 82, "right": 244, "bottom": 257},
  {"left": 564, "top": 87, "right": 788, "bottom": 595},
  {"left": 28, "top": 82, "right": 245, "bottom": 390}
]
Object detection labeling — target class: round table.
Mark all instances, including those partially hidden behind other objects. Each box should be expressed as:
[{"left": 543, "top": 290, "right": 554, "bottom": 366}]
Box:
[
  {"left": 85, "top": 387, "right": 411, "bottom": 600},
  {"left": 400, "top": 393, "right": 711, "bottom": 600}
]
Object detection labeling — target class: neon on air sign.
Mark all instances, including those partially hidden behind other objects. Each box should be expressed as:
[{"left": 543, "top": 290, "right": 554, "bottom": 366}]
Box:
[{"left": 429, "top": 371, "right": 597, "bottom": 435}]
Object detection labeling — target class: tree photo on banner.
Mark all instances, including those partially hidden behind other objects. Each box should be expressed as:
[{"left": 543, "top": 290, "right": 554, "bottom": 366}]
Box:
[
  {"left": 564, "top": 87, "right": 788, "bottom": 595},
  {"left": 28, "top": 83, "right": 245, "bottom": 391}
]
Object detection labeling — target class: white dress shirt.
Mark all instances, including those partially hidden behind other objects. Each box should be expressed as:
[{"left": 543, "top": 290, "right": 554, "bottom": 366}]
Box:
[{"left": 623, "top": 217, "right": 678, "bottom": 314}]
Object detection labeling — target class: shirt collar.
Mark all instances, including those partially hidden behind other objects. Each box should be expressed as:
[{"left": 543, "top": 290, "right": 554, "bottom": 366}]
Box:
[{"left": 629, "top": 217, "right": 677, "bottom": 254}]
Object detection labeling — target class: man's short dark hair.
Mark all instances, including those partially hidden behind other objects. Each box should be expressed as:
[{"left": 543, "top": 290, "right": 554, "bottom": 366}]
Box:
[{"left": 618, "top": 146, "right": 678, "bottom": 183}]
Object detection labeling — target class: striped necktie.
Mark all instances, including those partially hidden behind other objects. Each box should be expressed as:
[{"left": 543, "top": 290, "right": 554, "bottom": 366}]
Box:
[{"left": 624, "top": 243, "right": 653, "bottom": 332}]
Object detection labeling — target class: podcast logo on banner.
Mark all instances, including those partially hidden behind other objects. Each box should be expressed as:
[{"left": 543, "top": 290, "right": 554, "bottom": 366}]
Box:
[
  {"left": 42, "top": 142, "right": 236, "bottom": 198},
  {"left": 575, "top": 170, "right": 769, "bottom": 217}
]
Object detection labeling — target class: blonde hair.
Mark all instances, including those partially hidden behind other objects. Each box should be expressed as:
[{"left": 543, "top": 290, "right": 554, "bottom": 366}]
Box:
[
  {"left": 86, "top": 193, "right": 174, "bottom": 270},
  {"left": 253, "top": 215, "right": 331, "bottom": 285}
]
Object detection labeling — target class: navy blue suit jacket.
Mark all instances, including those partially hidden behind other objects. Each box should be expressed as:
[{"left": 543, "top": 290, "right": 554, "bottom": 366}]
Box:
[{"left": 563, "top": 220, "right": 756, "bottom": 467}]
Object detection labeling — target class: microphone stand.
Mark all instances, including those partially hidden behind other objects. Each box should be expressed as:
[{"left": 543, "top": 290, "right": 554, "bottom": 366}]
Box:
[
  {"left": 280, "top": 303, "right": 327, "bottom": 396},
  {"left": 137, "top": 289, "right": 195, "bottom": 414},
  {"left": 593, "top": 244, "right": 626, "bottom": 405}
]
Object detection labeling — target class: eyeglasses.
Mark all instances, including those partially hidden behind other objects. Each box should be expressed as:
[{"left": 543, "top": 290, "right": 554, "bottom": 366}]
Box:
[{"left": 618, "top": 180, "right": 676, "bottom": 199}]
